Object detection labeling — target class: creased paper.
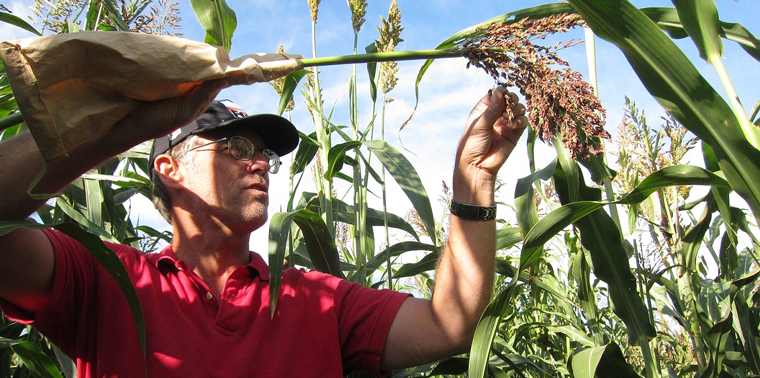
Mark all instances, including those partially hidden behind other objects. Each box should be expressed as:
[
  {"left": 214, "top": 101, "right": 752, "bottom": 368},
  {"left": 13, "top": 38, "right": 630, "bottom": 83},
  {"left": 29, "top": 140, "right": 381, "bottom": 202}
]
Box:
[{"left": 0, "top": 31, "right": 303, "bottom": 161}]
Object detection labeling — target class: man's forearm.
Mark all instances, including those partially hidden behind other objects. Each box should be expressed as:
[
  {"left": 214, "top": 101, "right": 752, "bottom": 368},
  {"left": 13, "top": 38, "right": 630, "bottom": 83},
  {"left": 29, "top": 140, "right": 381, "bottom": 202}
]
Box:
[{"left": 429, "top": 167, "right": 497, "bottom": 350}]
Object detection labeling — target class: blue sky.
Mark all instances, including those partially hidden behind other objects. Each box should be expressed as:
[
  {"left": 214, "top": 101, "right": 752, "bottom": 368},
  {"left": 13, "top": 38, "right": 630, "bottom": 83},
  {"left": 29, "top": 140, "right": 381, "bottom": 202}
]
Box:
[{"left": 2, "top": 0, "right": 759, "bottom": 253}]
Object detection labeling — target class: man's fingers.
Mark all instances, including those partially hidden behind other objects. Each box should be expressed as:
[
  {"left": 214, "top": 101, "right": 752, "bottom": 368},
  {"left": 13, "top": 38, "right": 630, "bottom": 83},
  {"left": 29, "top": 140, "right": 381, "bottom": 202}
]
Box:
[{"left": 477, "top": 87, "right": 508, "bottom": 127}]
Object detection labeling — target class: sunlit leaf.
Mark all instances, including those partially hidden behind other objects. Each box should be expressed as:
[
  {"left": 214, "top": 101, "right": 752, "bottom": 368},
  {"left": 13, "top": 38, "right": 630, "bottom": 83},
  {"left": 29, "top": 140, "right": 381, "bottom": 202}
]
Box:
[
  {"left": 325, "top": 141, "right": 361, "bottom": 180},
  {"left": 11, "top": 341, "right": 63, "bottom": 378},
  {"left": 277, "top": 69, "right": 309, "bottom": 116},
  {"left": 671, "top": 0, "right": 723, "bottom": 61},
  {"left": 469, "top": 283, "right": 518, "bottom": 378},
  {"left": 365, "top": 140, "right": 436, "bottom": 246},
  {"left": 0, "top": 11, "right": 41, "bottom": 36},
  {"left": 189, "top": 0, "right": 237, "bottom": 51}
]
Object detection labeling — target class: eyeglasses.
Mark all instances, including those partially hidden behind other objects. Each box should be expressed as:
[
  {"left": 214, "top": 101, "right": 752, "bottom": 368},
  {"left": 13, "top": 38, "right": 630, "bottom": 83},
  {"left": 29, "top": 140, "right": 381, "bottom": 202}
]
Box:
[{"left": 187, "top": 136, "right": 281, "bottom": 174}]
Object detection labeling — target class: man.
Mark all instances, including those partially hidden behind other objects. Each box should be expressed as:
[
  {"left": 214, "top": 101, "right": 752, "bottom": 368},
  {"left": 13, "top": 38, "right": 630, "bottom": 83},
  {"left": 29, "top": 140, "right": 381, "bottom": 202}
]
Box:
[{"left": 0, "top": 80, "right": 527, "bottom": 377}]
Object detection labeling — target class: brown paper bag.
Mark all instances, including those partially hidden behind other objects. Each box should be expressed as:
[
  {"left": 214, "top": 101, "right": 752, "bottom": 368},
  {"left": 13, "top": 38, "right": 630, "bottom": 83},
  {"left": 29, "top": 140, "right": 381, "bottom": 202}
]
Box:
[{"left": 0, "top": 31, "right": 303, "bottom": 161}]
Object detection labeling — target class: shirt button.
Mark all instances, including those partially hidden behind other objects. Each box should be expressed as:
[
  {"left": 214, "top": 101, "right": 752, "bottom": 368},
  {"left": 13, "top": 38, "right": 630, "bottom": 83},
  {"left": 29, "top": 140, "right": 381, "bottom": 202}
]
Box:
[{"left": 206, "top": 292, "right": 213, "bottom": 300}]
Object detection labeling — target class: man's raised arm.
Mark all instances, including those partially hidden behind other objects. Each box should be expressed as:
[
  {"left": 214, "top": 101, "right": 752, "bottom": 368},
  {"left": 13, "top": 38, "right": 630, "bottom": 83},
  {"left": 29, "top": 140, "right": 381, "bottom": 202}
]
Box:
[
  {"left": 0, "top": 80, "right": 226, "bottom": 313},
  {"left": 381, "top": 86, "right": 528, "bottom": 369}
]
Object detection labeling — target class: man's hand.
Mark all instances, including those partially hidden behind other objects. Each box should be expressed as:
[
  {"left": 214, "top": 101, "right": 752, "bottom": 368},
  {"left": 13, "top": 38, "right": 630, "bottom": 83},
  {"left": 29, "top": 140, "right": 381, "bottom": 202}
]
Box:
[
  {"left": 108, "top": 79, "right": 229, "bottom": 151},
  {"left": 456, "top": 86, "right": 528, "bottom": 180}
]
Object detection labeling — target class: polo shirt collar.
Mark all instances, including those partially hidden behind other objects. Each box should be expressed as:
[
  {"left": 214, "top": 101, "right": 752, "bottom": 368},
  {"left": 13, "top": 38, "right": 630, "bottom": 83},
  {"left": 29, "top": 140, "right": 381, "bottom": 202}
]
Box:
[{"left": 152, "top": 245, "right": 270, "bottom": 282}]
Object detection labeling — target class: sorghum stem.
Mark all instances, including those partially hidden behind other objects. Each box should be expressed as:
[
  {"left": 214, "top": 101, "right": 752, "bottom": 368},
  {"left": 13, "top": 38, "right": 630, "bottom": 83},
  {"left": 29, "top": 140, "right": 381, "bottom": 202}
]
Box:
[{"left": 301, "top": 49, "right": 462, "bottom": 67}]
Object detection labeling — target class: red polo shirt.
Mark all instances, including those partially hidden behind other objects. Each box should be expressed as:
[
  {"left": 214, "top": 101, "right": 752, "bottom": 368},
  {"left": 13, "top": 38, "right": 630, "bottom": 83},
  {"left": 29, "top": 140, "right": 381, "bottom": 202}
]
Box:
[{"left": 1, "top": 229, "right": 410, "bottom": 377}]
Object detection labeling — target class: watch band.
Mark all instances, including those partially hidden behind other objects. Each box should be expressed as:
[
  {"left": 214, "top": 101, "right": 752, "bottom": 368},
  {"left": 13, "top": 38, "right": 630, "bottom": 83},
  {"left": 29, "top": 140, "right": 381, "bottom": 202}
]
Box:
[{"left": 449, "top": 200, "right": 496, "bottom": 221}]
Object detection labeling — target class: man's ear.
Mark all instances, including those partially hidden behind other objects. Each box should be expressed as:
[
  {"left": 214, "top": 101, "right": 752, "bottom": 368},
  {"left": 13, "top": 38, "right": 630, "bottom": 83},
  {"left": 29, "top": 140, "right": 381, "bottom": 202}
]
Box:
[{"left": 154, "top": 154, "right": 184, "bottom": 189}]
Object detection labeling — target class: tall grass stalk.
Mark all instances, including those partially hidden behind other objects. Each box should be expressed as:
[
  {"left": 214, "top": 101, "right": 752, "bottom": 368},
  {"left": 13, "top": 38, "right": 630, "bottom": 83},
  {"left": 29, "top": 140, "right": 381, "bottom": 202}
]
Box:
[
  {"left": 709, "top": 56, "right": 760, "bottom": 149},
  {"left": 306, "top": 5, "right": 335, "bottom": 239}
]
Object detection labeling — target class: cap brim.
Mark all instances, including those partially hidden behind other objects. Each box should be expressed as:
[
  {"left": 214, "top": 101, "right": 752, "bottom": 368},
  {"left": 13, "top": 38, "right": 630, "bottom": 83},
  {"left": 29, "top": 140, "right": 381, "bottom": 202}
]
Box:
[{"left": 193, "top": 113, "right": 299, "bottom": 156}]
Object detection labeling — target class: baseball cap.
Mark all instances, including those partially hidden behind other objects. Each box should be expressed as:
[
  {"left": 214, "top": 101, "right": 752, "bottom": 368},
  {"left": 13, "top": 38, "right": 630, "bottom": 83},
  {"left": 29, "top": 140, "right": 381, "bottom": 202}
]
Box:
[{"left": 149, "top": 99, "right": 299, "bottom": 171}]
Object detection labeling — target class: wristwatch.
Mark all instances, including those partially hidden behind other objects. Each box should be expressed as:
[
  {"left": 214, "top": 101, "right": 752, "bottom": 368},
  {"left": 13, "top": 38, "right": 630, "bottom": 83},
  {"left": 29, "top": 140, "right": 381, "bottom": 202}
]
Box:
[{"left": 449, "top": 200, "right": 497, "bottom": 221}]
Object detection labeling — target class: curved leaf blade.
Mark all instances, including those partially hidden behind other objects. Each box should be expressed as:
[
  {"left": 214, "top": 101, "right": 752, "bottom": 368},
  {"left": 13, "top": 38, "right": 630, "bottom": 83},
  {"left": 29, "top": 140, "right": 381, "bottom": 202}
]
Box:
[
  {"left": 11, "top": 341, "right": 63, "bottom": 378},
  {"left": 671, "top": 0, "right": 724, "bottom": 61},
  {"left": 268, "top": 211, "right": 297, "bottom": 317},
  {"left": 364, "top": 140, "right": 436, "bottom": 246},
  {"left": 189, "top": 0, "right": 237, "bottom": 51},
  {"left": 0, "top": 11, "right": 41, "bottom": 36},
  {"left": 325, "top": 141, "right": 361, "bottom": 181},
  {"left": 277, "top": 69, "right": 309, "bottom": 116},
  {"left": 469, "top": 283, "right": 518, "bottom": 378},
  {"left": 292, "top": 209, "right": 345, "bottom": 279}
]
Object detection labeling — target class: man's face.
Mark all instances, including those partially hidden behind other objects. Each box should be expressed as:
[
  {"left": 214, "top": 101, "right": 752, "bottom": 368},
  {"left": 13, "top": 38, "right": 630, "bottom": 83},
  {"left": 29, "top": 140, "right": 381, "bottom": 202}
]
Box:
[{"left": 177, "top": 130, "right": 271, "bottom": 232}]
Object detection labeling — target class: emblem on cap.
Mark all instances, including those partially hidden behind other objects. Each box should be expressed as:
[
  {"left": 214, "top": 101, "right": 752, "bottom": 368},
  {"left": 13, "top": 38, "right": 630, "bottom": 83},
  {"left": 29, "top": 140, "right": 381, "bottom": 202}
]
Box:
[
  {"left": 220, "top": 99, "right": 248, "bottom": 119},
  {"left": 169, "top": 128, "right": 182, "bottom": 141}
]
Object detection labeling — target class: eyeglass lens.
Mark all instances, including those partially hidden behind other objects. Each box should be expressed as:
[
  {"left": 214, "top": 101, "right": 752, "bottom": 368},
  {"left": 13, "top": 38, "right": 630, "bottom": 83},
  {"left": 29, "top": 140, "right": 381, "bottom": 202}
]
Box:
[{"left": 228, "top": 137, "right": 280, "bottom": 174}]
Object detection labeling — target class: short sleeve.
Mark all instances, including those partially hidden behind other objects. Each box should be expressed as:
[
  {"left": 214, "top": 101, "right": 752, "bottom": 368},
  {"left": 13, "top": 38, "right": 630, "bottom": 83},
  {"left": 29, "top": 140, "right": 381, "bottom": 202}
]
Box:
[{"left": 330, "top": 276, "right": 411, "bottom": 376}]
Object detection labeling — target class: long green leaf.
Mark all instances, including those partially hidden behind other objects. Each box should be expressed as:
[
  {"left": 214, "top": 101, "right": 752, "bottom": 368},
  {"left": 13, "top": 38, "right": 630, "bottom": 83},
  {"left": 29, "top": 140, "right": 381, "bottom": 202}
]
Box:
[
  {"left": 549, "top": 164, "right": 657, "bottom": 344},
  {"left": 364, "top": 241, "right": 437, "bottom": 272},
  {"left": 469, "top": 283, "right": 518, "bottom": 378},
  {"left": 11, "top": 341, "right": 63, "bottom": 378},
  {"left": 547, "top": 325, "right": 595, "bottom": 347},
  {"left": 365, "top": 42, "right": 378, "bottom": 103},
  {"left": 522, "top": 165, "right": 729, "bottom": 267},
  {"left": 101, "top": 0, "right": 130, "bottom": 31},
  {"left": 325, "top": 141, "right": 362, "bottom": 180},
  {"left": 640, "top": 7, "right": 760, "bottom": 61},
  {"left": 570, "top": 345, "right": 605, "bottom": 378},
  {"left": 268, "top": 209, "right": 345, "bottom": 315},
  {"left": 292, "top": 209, "right": 345, "bottom": 278},
  {"left": 570, "top": 342, "right": 639, "bottom": 378},
  {"left": 0, "top": 11, "right": 41, "bottom": 36},
  {"left": 393, "top": 252, "right": 438, "bottom": 278},
  {"left": 277, "top": 69, "right": 309, "bottom": 116},
  {"left": 569, "top": 0, "right": 760, "bottom": 222},
  {"left": 290, "top": 131, "right": 319, "bottom": 176},
  {"left": 189, "top": 0, "right": 237, "bottom": 51},
  {"left": 267, "top": 211, "right": 296, "bottom": 317},
  {"left": 515, "top": 160, "right": 556, "bottom": 238},
  {"left": 671, "top": 0, "right": 723, "bottom": 61},
  {"left": 301, "top": 194, "right": 419, "bottom": 241},
  {"left": 364, "top": 140, "right": 436, "bottom": 246}
]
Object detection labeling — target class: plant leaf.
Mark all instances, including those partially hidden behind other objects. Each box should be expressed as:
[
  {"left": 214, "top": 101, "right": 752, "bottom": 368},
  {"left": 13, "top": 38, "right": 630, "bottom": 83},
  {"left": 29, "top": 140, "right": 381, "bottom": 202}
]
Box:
[
  {"left": 325, "top": 141, "right": 361, "bottom": 180},
  {"left": 671, "top": 0, "right": 724, "bottom": 61},
  {"left": 292, "top": 209, "right": 345, "bottom": 278},
  {"left": 364, "top": 140, "right": 436, "bottom": 246},
  {"left": 0, "top": 11, "right": 41, "bottom": 36},
  {"left": 11, "top": 341, "right": 63, "bottom": 378},
  {"left": 101, "top": 0, "right": 130, "bottom": 31},
  {"left": 570, "top": 342, "right": 639, "bottom": 378},
  {"left": 546, "top": 163, "right": 657, "bottom": 344},
  {"left": 469, "top": 283, "right": 518, "bottom": 378},
  {"left": 189, "top": 0, "right": 237, "bottom": 51},
  {"left": 277, "top": 69, "right": 309, "bottom": 116},
  {"left": 290, "top": 131, "right": 319, "bottom": 176}
]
